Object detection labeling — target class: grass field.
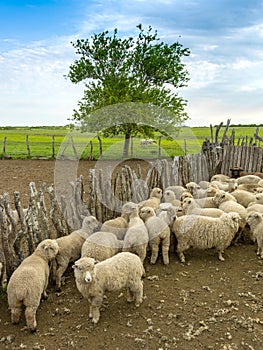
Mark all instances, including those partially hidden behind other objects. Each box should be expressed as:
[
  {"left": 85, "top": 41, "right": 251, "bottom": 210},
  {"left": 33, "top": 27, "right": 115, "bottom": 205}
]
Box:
[{"left": 0, "top": 124, "right": 262, "bottom": 160}]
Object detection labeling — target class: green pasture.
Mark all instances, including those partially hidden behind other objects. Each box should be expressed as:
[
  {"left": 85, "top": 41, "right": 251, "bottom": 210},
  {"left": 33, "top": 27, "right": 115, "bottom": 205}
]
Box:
[{"left": 0, "top": 125, "right": 261, "bottom": 160}]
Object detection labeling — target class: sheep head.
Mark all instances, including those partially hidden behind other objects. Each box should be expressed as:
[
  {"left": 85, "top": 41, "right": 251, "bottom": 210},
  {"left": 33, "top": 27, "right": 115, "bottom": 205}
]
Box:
[
  {"left": 222, "top": 212, "right": 241, "bottom": 230},
  {"left": 82, "top": 215, "right": 101, "bottom": 232},
  {"left": 150, "top": 187, "right": 162, "bottom": 199},
  {"left": 73, "top": 257, "right": 97, "bottom": 283},
  {"left": 246, "top": 211, "right": 263, "bottom": 227},
  {"left": 122, "top": 202, "right": 138, "bottom": 215},
  {"left": 37, "top": 239, "right": 59, "bottom": 260},
  {"left": 139, "top": 206, "right": 155, "bottom": 221},
  {"left": 163, "top": 190, "right": 176, "bottom": 202}
]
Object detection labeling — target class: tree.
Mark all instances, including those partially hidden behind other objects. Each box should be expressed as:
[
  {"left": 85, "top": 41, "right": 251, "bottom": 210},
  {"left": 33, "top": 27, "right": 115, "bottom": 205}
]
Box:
[{"left": 67, "top": 24, "right": 190, "bottom": 156}]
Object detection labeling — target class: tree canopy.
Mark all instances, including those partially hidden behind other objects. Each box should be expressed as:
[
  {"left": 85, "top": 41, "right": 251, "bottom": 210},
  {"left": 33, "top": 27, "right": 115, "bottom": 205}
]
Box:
[{"left": 68, "top": 24, "right": 190, "bottom": 156}]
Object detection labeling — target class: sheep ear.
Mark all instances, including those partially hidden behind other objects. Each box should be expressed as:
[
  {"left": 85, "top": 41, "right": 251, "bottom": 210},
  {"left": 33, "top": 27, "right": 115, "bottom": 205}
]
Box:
[{"left": 94, "top": 260, "right": 99, "bottom": 265}]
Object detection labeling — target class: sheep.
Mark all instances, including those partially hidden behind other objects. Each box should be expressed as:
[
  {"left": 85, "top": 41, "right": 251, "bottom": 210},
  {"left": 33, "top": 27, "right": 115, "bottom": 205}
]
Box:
[
  {"left": 180, "top": 191, "right": 193, "bottom": 201},
  {"left": 237, "top": 175, "right": 262, "bottom": 185},
  {"left": 100, "top": 202, "right": 135, "bottom": 240},
  {"left": 237, "top": 183, "right": 263, "bottom": 193},
  {"left": 211, "top": 179, "right": 237, "bottom": 192},
  {"left": 139, "top": 187, "right": 162, "bottom": 212},
  {"left": 73, "top": 252, "right": 144, "bottom": 324},
  {"left": 165, "top": 185, "right": 187, "bottom": 200},
  {"left": 210, "top": 174, "right": 230, "bottom": 182},
  {"left": 248, "top": 193, "right": 263, "bottom": 206},
  {"left": 230, "top": 189, "right": 256, "bottom": 208},
  {"left": 54, "top": 215, "right": 101, "bottom": 291},
  {"left": 212, "top": 190, "right": 247, "bottom": 242},
  {"left": 192, "top": 197, "right": 218, "bottom": 208},
  {"left": 7, "top": 239, "right": 59, "bottom": 332},
  {"left": 247, "top": 204, "right": 263, "bottom": 214},
  {"left": 156, "top": 203, "right": 178, "bottom": 226},
  {"left": 139, "top": 206, "right": 170, "bottom": 265},
  {"left": 181, "top": 197, "right": 224, "bottom": 217},
  {"left": 140, "top": 138, "right": 156, "bottom": 146},
  {"left": 172, "top": 212, "right": 240, "bottom": 262},
  {"left": 185, "top": 182, "right": 207, "bottom": 198},
  {"left": 122, "top": 203, "right": 149, "bottom": 263},
  {"left": 246, "top": 211, "right": 263, "bottom": 258},
  {"left": 198, "top": 180, "right": 211, "bottom": 189},
  {"left": 240, "top": 171, "right": 263, "bottom": 179},
  {"left": 163, "top": 189, "right": 181, "bottom": 207},
  {"left": 81, "top": 231, "right": 123, "bottom": 261}
]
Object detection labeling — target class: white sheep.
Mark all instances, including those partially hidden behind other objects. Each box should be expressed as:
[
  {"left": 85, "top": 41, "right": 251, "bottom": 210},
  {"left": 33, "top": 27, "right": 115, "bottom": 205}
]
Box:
[
  {"left": 172, "top": 212, "right": 240, "bottom": 262},
  {"left": 246, "top": 211, "right": 263, "bottom": 258},
  {"left": 163, "top": 189, "right": 181, "bottom": 207},
  {"left": 100, "top": 202, "right": 135, "bottom": 240},
  {"left": 7, "top": 239, "right": 59, "bottom": 332},
  {"left": 247, "top": 204, "right": 263, "bottom": 214},
  {"left": 248, "top": 193, "right": 263, "bottom": 206},
  {"left": 237, "top": 174, "right": 262, "bottom": 185},
  {"left": 139, "top": 206, "right": 170, "bottom": 265},
  {"left": 191, "top": 197, "right": 218, "bottom": 208},
  {"left": 230, "top": 189, "right": 256, "bottom": 208},
  {"left": 156, "top": 203, "right": 178, "bottom": 226},
  {"left": 210, "top": 179, "right": 237, "bottom": 192},
  {"left": 210, "top": 174, "right": 230, "bottom": 182},
  {"left": 182, "top": 197, "right": 224, "bottom": 217},
  {"left": 139, "top": 187, "right": 162, "bottom": 212},
  {"left": 165, "top": 185, "right": 187, "bottom": 200},
  {"left": 73, "top": 252, "right": 144, "bottom": 323},
  {"left": 81, "top": 231, "right": 123, "bottom": 261},
  {"left": 212, "top": 190, "right": 247, "bottom": 242},
  {"left": 122, "top": 203, "right": 149, "bottom": 263},
  {"left": 54, "top": 215, "right": 101, "bottom": 291}
]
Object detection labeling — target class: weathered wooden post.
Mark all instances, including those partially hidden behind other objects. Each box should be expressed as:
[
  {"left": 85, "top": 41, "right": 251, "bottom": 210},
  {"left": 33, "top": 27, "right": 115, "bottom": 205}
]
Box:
[{"left": 26, "top": 134, "right": 31, "bottom": 158}]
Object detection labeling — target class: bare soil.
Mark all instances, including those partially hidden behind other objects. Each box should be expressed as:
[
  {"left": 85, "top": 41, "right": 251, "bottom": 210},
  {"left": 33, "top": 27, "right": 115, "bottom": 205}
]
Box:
[{"left": 0, "top": 159, "right": 263, "bottom": 350}]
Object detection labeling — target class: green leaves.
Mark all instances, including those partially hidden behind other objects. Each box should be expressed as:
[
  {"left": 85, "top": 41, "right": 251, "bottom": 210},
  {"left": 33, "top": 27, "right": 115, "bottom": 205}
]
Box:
[{"left": 68, "top": 24, "right": 191, "bottom": 148}]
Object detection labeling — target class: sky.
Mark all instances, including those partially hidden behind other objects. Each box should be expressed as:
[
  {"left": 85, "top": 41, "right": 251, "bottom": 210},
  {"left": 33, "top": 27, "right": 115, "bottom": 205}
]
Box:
[{"left": 0, "top": 0, "right": 263, "bottom": 127}]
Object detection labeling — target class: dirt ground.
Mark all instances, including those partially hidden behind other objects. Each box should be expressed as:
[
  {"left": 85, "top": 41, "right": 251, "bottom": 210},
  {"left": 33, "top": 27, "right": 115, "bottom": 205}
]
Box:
[{"left": 0, "top": 159, "right": 263, "bottom": 350}]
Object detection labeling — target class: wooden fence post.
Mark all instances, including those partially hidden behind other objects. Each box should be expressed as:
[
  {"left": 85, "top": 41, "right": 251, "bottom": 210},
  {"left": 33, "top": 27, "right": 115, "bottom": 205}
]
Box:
[
  {"left": 2, "top": 136, "right": 7, "bottom": 159},
  {"left": 51, "top": 135, "right": 55, "bottom": 158},
  {"left": 26, "top": 134, "right": 30, "bottom": 158}
]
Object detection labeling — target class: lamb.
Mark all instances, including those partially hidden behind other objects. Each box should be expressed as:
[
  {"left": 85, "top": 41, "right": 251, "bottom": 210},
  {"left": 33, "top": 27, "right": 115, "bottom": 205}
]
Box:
[
  {"left": 100, "top": 202, "right": 135, "bottom": 240},
  {"left": 212, "top": 190, "right": 247, "bottom": 242},
  {"left": 81, "top": 231, "right": 123, "bottom": 261},
  {"left": 246, "top": 211, "right": 263, "bottom": 258},
  {"left": 7, "top": 239, "right": 59, "bottom": 332},
  {"left": 210, "top": 174, "right": 230, "bottom": 182},
  {"left": 139, "top": 206, "right": 171, "bottom": 265},
  {"left": 237, "top": 174, "right": 262, "bottom": 185},
  {"left": 247, "top": 204, "right": 263, "bottom": 214},
  {"left": 211, "top": 179, "right": 237, "bottom": 192},
  {"left": 185, "top": 182, "right": 207, "bottom": 198},
  {"left": 182, "top": 197, "right": 224, "bottom": 217},
  {"left": 248, "top": 193, "right": 263, "bottom": 206},
  {"left": 230, "top": 189, "right": 256, "bottom": 208},
  {"left": 54, "top": 215, "right": 101, "bottom": 291},
  {"left": 156, "top": 204, "right": 178, "bottom": 226},
  {"left": 73, "top": 252, "right": 144, "bottom": 324},
  {"left": 139, "top": 187, "right": 162, "bottom": 212},
  {"left": 172, "top": 212, "right": 240, "bottom": 262},
  {"left": 122, "top": 203, "right": 149, "bottom": 263},
  {"left": 163, "top": 189, "right": 181, "bottom": 207},
  {"left": 165, "top": 185, "right": 187, "bottom": 200}
]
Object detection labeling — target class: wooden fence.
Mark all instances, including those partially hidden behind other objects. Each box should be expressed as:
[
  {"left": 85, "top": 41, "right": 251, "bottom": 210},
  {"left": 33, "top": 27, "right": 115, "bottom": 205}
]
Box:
[{"left": 1, "top": 122, "right": 263, "bottom": 288}]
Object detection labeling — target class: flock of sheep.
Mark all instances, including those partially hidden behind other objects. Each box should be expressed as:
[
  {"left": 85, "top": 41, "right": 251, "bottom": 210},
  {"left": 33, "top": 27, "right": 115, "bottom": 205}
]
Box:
[{"left": 5, "top": 171, "right": 263, "bottom": 332}]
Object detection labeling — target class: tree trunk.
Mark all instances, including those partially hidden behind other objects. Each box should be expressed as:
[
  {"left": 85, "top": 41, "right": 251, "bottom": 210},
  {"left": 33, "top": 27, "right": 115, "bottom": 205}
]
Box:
[{"left": 123, "top": 133, "right": 130, "bottom": 157}]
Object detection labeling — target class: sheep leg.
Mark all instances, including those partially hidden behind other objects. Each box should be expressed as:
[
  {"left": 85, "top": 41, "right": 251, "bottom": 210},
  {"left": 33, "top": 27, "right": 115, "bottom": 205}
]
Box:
[
  {"left": 25, "top": 306, "right": 37, "bottom": 332},
  {"left": 10, "top": 306, "right": 22, "bottom": 324},
  {"left": 136, "top": 244, "right": 147, "bottom": 264},
  {"left": 162, "top": 235, "right": 170, "bottom": 265},
  {"left": 55, "top": 260, "right": 69, "bottom": 291},
  {"left": 149, "top": 240, "right": 159, "bottom": 265},
  {"left": 90, "top": 297, "right": 103, "bottom": 324},
  {"left": 218, "top": 250, "right": 225, "bottom": 261},
  {"left": 133, "top": 281, "right": 143, "bottom": 307},
  {"left": 126, "top": 288, "right": 134, "bottom": 303},
  {"left": 176, "top": 240, "right": 189, "bottom": 263}
]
